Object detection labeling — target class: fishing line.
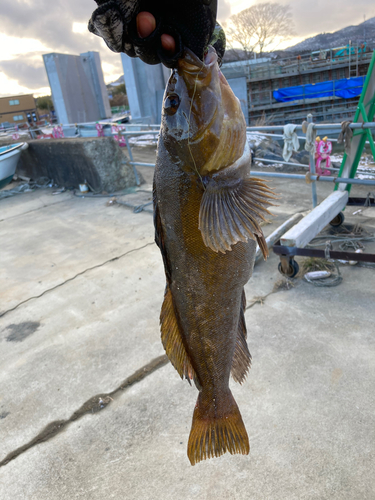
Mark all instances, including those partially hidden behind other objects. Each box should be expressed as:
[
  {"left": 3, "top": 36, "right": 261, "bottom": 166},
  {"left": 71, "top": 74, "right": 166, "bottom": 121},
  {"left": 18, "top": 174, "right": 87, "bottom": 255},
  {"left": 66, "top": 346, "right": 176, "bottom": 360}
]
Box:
[{"left": 186, "top": 56, "right": 206, "bottom": 190}]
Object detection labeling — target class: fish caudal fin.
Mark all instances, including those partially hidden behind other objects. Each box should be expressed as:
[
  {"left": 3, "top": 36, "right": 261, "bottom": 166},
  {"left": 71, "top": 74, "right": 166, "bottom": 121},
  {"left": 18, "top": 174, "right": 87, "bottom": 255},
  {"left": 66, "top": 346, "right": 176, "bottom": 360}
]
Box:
[
  {"left": 188, "top": 390, "right": 250, "bottom": 466},
  {"left": 160, "top": 285, "right": 199, "bottom": 388},
  {"left": 232, "top": 290, "right": 252, "bottom": 384},
  {"left": 199, "top": 177, "right": 276, "bottom": 259}
]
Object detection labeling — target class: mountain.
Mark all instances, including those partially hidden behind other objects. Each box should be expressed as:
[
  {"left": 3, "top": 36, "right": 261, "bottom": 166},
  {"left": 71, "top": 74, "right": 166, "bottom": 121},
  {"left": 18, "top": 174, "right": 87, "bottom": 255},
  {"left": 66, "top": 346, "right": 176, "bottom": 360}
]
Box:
[
  {"left": 286, "top": 16, "right": 375, "bottom": 53},
  {"left": 107, "top": 75, "right": 125, "bottom": 87}
]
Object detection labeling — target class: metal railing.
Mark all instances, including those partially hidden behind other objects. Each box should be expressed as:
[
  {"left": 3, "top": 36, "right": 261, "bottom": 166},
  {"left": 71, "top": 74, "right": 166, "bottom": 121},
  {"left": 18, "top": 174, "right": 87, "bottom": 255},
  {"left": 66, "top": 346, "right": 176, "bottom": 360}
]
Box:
[
  {"left": 222, "top": 46, "right": 373, "bottom": 82},
  {"left": 118, "top": 116, "right": 375, "bottom": 208},
  {"left": 5, "top": 115, "right": 375, "bottom": 205}
]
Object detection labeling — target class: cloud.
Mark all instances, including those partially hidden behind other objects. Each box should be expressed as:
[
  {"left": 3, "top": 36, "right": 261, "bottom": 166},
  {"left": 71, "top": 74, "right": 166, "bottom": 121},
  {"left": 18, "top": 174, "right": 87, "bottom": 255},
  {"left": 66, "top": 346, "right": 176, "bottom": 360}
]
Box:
[
  {"left": 0, "top": 0, "right": 123, "bottom": 92},
  {"left": 0, "top": 55, "right": 48, "bottom": 89},
  {"left": 2, "top": 0, "right": 375, "bottom": 94},
  {"left": 251, "top": 0, "right": 375, "bottom": 38},
  {"left": 218, "top": 0, "right": 232, "bottom": 23}
]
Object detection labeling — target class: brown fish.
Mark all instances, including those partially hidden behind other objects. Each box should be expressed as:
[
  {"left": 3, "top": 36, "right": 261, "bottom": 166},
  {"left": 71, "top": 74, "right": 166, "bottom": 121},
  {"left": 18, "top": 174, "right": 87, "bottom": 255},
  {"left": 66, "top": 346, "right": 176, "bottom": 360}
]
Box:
[{"left": 153, "top": 46, "right": 275, "bottom": 465}]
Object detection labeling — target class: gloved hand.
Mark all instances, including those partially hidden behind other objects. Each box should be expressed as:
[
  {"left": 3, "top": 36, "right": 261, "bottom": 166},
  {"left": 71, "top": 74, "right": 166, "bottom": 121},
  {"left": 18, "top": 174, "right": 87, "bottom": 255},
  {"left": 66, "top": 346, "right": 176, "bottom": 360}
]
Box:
[{"left": 88, "top": 0, "right": 223, "bottom": 68}]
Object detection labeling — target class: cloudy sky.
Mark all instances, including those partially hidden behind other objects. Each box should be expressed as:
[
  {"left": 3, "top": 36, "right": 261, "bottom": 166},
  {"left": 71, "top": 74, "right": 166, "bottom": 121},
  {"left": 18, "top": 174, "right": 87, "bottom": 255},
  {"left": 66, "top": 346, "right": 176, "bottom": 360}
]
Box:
[{"left": 1, "top": 0, "right": 375, "bottom": 97}]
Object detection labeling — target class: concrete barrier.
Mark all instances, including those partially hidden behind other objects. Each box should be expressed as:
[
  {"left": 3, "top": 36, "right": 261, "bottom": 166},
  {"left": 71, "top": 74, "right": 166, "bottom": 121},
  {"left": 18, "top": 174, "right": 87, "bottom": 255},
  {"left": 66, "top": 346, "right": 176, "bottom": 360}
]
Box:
[{"left": 17, "top": 137, "right": 141, "bottom": 192}]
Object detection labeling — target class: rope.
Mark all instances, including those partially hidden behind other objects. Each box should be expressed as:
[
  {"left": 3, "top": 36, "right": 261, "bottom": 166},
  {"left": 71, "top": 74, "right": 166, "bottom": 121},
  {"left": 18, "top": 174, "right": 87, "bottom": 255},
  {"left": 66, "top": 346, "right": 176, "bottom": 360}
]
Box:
[
  {"left": 303, "top": 223, "right": 375, "bottom": 287},
  {"left": 304, "top": 261, "right": 343, "bottom": 287},
  {"left": 0, "top": 177, "right": 53, "bottom": 199},
  {"left": 304, "top": 122, "right": 316, "bottom": 155},
  {"left": 337, "top": 121, "right": 353, "bottom": 154}
]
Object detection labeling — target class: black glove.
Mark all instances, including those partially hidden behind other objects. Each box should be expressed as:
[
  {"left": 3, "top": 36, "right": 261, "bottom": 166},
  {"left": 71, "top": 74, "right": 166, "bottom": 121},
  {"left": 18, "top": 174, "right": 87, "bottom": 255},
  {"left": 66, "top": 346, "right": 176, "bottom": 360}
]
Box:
[{"left": 88, "top": 0, "right": 222, "bottom": 68}]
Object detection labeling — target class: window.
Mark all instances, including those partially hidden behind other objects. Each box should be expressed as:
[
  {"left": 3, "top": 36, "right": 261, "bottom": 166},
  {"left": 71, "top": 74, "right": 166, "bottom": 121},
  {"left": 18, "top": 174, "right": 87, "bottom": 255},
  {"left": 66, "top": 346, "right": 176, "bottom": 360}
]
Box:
[
  {"left": 13, "top": 115, "right": 23, "bottom": 121},
  {"left": 9, "top": 99, "right": 20, "bottom": 106}
]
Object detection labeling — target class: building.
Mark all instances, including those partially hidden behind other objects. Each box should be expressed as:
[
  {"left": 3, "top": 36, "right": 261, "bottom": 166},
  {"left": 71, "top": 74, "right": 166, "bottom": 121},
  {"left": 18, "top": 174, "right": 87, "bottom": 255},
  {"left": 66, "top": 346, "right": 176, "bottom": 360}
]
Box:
[
  {"left": 221, "top": 44, "right": 373, "bottom": 125},
  {"left": 43, "top": 51, "right": 111, "bottom": 124},
  {"left": 0, "top": 94, "right": 38, "bottom": 128},
  {"left": 121, "top": 53, "right": 170, "bottom": 124}
]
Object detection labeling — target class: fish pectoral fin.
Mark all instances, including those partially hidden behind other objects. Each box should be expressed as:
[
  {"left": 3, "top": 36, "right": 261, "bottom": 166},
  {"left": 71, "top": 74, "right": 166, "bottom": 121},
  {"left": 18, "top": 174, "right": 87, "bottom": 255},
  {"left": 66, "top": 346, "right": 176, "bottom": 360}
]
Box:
[
  {"left": 232, "top": 290, "right": 252, "bottom": 385},
  {"left": 188, "top": 390, "right": 249, "bottom": 466},
  {"left": 160, "top": 286, "right": 199, "bottom": 388},
  {"left": 198, "top": 176, "right": 276, "bottom": 259}
]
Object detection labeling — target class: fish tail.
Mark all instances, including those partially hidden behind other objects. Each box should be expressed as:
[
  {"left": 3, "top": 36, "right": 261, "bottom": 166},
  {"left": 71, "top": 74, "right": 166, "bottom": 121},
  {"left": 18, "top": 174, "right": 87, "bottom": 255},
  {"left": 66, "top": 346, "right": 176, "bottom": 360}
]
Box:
[{"left": 187, "top": 390, "right": 249, "bottom": 466}]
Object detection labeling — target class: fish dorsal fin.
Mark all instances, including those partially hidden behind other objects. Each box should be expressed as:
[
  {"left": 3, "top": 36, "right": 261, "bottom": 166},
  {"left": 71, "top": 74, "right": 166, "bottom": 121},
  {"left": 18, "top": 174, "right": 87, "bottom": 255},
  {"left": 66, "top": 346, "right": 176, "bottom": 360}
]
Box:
[
  {"left": 160, "top": 286, "right": 199, "bottom": 387},
  {"left": 199, "top": 176, "right": 276, "bottom": 259},
  {"left": 231, "top": 290, "right": 252, "bottom": 384}
]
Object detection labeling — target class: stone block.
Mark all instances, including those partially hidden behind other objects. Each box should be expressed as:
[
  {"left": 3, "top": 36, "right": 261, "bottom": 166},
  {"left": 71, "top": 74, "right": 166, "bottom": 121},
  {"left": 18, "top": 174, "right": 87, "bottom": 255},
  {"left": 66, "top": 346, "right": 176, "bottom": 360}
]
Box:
[{"left": 17, "top": 137, "right": 140, "bottom": 192}]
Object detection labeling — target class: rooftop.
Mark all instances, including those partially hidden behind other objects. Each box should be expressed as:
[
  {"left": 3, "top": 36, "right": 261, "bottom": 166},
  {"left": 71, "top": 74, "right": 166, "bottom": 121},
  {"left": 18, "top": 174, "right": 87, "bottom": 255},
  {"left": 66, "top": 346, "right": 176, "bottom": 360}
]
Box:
[{"left": 0, "top": 153, "right": 374, "bottom": 498}]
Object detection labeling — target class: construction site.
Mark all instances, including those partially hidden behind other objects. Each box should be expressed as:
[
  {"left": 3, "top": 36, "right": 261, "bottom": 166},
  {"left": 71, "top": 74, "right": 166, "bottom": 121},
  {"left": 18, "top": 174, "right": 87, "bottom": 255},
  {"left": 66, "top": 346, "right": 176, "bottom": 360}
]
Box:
[{"left": 222, "top": 44, "right": 372, "bottom": 125}]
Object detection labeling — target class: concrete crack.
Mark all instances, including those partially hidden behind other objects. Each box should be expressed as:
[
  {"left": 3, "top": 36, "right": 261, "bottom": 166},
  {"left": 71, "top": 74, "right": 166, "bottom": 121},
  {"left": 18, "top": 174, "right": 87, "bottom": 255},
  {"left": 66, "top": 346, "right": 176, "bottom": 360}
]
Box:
[
  {"left": 0, "top": 242, "right": 155, "bottom": 319},
  {"left": 0, "top": 196, "right": 73, "bottom": 223},
  {"left": 0, "top": 354, "right": 169, "bottom": 468}
]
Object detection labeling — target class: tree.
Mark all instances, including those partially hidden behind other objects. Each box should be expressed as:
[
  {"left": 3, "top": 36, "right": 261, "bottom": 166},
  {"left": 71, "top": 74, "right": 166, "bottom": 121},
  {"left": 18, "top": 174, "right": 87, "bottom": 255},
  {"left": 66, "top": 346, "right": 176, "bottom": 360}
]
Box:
[
  {"left": 111, "top": 83, "right": 126, "bottom": 96},
  {"left": 36, "top": 95, "right": 53, "bottom": 111},
  {"left": 108, "top": 82, "right": 128, "bottom": 107},
  {"left": 225, "top": 2, "right": 295, "bottom": 59},
  {"left": 110, "top": 93, "right": 128, "bottom": 107}
]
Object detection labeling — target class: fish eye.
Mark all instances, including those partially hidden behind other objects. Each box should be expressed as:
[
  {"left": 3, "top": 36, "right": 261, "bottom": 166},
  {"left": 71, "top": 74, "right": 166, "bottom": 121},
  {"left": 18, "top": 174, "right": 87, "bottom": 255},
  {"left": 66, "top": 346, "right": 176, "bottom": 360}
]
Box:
[{"left": 164, "top": 94, "right": 180, "bottom": 115}]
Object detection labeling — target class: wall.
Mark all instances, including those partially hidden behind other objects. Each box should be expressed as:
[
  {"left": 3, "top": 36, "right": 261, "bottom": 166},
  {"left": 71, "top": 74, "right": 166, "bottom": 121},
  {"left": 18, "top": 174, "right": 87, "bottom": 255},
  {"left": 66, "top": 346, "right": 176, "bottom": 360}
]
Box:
[
  {"left": 227, "top": 77, "right": 249, "bottom": 125},
  {"left": 121, "top": 53, "right": 170, "bottom": 124},
  {"left": 43, "top": 52, "right": 112, "bottom": 124}
]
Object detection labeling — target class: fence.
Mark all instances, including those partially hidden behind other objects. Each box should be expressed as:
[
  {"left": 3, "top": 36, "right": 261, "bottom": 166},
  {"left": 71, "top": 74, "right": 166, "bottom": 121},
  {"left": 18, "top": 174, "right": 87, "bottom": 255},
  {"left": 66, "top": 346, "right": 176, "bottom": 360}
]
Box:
[
  {"left": 4, "top": 115, "right": 375, "bottom": 204},
  {"left": 117, "top": 116, "right": 375, "bottom": 208}
]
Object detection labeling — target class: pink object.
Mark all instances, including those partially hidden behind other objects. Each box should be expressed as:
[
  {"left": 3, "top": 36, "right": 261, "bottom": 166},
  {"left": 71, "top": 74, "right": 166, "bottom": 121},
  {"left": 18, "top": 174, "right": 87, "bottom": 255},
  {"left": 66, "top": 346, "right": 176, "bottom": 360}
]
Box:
[
  {"left": 52, "top": 125, "right": 65, "bottom": 139},
  {"left": 12, "top": 125, "right": 20, "bottom": 140},
  {"left": 96, "top": 123, "right": 105, "bottom": 137},
  {"left": 314, "top": 139, "right": 332, "bottom": 176},
  {"left": 111, "top": 125, "right": 127, "bottom": 147}
]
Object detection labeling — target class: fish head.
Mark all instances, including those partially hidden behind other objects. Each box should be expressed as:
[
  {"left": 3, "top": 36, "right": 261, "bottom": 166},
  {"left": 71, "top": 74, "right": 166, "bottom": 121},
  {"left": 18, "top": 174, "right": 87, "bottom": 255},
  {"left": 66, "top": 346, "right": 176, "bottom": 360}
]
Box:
[{"left": 161, "top": 46, "right": 246, "bottom": 175}]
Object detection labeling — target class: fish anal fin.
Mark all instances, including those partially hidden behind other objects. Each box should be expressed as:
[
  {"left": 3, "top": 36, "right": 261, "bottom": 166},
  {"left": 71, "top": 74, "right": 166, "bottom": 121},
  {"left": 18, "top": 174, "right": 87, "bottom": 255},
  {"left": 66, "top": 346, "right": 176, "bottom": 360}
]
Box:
[
  {"left": 232, "top": 290, "right": 252, "bottom": 385},
  {"left": 199, "top": 176, "right": 276, "bottom": 259},
  {"left": 160, "top": 286, "right": 198, "bottom": 387},
  {"left": 188, "top": 390, "right": 249, "bottom": 466}
]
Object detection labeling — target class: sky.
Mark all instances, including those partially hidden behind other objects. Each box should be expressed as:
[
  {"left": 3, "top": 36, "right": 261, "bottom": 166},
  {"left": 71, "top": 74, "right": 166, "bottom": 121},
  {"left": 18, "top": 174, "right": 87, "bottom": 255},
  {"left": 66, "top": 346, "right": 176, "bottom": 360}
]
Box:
[{"left": 0, "top": 0, "right": 375, "bottom": 98}]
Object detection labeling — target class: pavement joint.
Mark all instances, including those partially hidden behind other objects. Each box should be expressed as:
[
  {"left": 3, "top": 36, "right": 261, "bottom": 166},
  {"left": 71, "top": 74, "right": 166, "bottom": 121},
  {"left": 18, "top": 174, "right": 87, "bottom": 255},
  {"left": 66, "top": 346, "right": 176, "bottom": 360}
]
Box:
[
  {"left": 0, "top": 242, "right": 155, "bottom": 319},
  {"left": 0, "top": 355, "right": 168, "bottom": 469}
]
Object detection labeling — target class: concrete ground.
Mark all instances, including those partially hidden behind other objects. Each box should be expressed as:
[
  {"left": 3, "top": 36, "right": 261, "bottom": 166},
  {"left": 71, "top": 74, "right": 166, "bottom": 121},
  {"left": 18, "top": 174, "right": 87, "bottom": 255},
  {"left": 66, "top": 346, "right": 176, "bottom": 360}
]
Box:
[{"left": 1, "top": 149, "right": 375, "bottom": 499}]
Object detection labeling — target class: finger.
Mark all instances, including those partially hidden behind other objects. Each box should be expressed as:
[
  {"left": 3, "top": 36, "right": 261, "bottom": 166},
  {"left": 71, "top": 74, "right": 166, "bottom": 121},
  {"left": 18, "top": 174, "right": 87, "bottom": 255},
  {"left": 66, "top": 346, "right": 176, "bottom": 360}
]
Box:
[
  {"left": 161, "top": 34, "right": 176, "bottom": 54},
  {"left": 136, "top": 11, "right": 156, "bottom": 38}
]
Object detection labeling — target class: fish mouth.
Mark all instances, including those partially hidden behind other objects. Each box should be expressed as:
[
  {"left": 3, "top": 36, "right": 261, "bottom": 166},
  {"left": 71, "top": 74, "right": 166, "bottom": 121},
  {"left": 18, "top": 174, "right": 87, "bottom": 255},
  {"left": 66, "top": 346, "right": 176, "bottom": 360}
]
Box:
[{"left": 179, "top": 46, "right": 218, "bottom": 76}]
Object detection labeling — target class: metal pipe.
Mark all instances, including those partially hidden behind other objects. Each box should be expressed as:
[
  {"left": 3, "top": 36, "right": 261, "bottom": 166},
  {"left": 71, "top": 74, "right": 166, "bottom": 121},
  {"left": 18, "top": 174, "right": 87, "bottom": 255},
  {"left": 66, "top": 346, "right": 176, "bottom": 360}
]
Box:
[
  {"left": 247, "top": 122, "right": 375, "bottom": 132},
  {"left": 253, "top": 157, "right": 345, "bottom": 173},
  {"left": 129, "top": 162, "right": 156, "bottom": 167},
  {"left": 129, "top": 159, "right": 375, "bottom": 178},
  {"left": 250, "top": 171, "right": 375, "bottom": 185},
  {"left": 124, "top": 136, "right": 140, "bottom": 186},
  {"left": 307, "top": 114, "right": 318, "bottom": 208},
  {"left": 253, "top": 158, "right": 307, "bottom": 168},
  {"left": 108, "top": 130, "right": 159, "bottom": 136}
]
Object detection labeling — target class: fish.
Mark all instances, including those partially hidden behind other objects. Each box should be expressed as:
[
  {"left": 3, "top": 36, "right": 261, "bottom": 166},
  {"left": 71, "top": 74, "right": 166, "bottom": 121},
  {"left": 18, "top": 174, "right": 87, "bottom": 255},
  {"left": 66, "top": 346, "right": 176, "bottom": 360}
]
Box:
[{"left": 153, "top": 45, "right": 275, "bottom": 466}]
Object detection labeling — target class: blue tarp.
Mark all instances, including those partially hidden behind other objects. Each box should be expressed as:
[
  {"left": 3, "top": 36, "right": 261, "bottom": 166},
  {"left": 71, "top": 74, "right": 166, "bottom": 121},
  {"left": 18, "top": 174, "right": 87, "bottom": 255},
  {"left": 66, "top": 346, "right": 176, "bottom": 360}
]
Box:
[{"left": 273, "top": 76, "right": 366, "bottom": 103}]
